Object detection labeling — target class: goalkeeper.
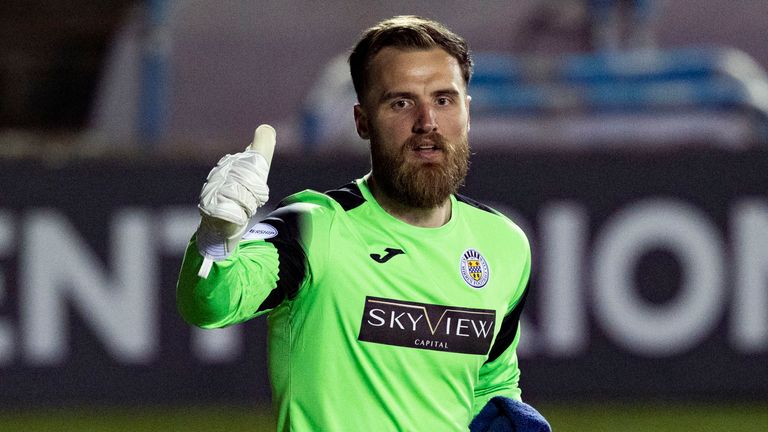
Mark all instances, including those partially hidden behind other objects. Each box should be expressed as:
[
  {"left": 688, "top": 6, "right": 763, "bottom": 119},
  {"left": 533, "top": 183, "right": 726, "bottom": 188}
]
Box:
[{"left": 177, "top": 15, "right": 550, "bottom": 432}]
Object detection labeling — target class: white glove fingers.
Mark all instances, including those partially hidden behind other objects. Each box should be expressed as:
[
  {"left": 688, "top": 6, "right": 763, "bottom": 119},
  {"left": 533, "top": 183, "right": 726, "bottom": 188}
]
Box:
[{"left": 250, "top": 124, "right": 276, "bottom": 167}]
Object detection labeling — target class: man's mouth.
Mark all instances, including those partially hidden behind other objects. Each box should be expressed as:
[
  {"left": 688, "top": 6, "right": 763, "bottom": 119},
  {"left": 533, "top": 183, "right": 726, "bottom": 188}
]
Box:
[
  {"left": 410, "top": 136, "right": 444, "bottom": 152},
  {"left": 408, "top": 141, "right": 445, "bottom": 163},
  {"left": 405, "top": 133, "right": 447, "bottom": 160},
  {"left": 414, "top": 144, "right": 439, "bottom": 152}
]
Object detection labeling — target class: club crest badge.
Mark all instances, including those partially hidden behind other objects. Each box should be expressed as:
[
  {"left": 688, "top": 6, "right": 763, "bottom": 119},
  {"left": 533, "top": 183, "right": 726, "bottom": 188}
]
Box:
[{"left": 460, "top": 248, "right": 490, "bottom": 288}]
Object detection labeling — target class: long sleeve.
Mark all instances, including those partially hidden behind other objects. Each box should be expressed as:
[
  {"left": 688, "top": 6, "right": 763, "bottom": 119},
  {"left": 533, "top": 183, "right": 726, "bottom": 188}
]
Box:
[
  {"left": 176, "top": 233, "right": 284, "bottom": 328},
  {"left": 472, "top": 248, "right": 532, "bottom": 416},
  {"left": 176, "top": 192, "right": 332, "bottom": 329}
]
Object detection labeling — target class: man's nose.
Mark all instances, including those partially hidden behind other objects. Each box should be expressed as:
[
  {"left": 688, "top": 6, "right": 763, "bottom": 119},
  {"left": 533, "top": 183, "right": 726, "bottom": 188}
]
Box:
[{"left": 413, "top": 104, "right": 438, "bottom": 134}]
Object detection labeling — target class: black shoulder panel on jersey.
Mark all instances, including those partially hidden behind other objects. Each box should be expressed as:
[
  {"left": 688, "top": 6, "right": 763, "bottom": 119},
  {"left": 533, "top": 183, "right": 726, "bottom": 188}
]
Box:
[
  {"left": 325, "top": 182, "right": 366, "bottom": 211},
  {"left": 484, "top": 281, "right": 530, "bottom": 364},
  {"left": 456, "top": 194, "right": 497, "bottom": 215},
  {"left": 256, "top": 206, "right": 308, "bottom": 312}
]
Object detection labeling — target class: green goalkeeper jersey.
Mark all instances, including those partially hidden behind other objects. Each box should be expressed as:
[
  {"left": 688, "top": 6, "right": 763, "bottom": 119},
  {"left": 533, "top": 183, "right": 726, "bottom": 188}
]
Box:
[{"left": 177, "top": 176, "right": 531, "bottom": 431}]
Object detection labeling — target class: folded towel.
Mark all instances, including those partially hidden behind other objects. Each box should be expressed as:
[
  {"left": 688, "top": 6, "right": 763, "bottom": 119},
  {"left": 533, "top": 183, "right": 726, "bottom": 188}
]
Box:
[{"left": 469, "top": 396, "right": 552, "bottom": 432}]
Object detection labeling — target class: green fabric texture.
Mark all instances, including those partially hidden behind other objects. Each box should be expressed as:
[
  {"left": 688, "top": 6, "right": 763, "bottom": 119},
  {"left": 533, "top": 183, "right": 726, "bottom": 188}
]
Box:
[{"left": 177, "top": 178, "right": 531, "bottom": 431}]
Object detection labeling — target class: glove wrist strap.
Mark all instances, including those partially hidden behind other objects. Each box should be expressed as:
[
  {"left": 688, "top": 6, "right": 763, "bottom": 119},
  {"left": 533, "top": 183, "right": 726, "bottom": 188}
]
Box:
[{"left": 196, "top": 216, "right": 247, "bottom": 261}]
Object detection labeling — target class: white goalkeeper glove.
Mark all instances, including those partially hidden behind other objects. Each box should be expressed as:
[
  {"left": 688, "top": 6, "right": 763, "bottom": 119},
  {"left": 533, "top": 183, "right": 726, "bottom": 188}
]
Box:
[{"left": 196, "top": 124, "right": 276, "bottom": 278}]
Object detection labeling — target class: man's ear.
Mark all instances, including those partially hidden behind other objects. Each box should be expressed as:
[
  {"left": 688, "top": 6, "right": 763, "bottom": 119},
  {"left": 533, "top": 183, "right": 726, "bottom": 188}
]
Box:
[
  {"left": 354, "top": 103, "right": 370, "bottom": 139},
  {"left": 466, "top": 95, "right": 472, "bottom": 133}
]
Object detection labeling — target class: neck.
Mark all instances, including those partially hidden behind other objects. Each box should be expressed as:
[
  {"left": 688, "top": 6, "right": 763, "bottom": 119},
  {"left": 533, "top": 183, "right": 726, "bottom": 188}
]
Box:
[{"left": 368, "top": 175, "right": 452, "bottom": 228}]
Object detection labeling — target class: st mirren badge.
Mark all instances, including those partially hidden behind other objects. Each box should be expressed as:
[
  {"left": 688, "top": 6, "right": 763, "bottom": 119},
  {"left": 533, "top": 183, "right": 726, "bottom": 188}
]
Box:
[{"left": 460, "top": 248, "right": 490, "bottom": 288}]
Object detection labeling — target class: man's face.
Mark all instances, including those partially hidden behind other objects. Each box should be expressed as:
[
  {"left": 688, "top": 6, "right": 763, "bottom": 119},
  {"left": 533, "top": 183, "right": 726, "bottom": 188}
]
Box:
[{"left": 354, "top": 47, "right": 471, "bottom": 209}]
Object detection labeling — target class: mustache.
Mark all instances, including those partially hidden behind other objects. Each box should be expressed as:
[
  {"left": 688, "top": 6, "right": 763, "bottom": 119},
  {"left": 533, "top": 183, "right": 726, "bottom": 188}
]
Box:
[{"left": 404, "top": 132, "right": 447, "bottom": 151}]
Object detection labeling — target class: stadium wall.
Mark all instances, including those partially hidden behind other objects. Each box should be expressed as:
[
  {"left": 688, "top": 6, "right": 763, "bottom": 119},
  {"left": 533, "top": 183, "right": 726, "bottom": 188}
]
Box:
[{"left": 0, "top": 149, "right": 766, "bottom": 406}]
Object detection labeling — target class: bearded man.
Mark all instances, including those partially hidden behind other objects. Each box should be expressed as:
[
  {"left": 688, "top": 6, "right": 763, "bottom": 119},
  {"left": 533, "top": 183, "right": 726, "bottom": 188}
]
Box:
[{"left": 177, "top": 15, "right": 549, "bottom": 432}]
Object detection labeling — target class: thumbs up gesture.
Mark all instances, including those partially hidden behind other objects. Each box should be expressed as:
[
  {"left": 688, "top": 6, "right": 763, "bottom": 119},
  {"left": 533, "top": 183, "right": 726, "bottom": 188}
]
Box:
[{"left": 196, "top": 125, "right": 277, "bottom": 274}]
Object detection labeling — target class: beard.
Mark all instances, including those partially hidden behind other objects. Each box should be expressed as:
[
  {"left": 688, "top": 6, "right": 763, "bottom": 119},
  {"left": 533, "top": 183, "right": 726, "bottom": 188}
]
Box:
[{"left": 370, "top": 131, "right": 470, "bottom": 209}]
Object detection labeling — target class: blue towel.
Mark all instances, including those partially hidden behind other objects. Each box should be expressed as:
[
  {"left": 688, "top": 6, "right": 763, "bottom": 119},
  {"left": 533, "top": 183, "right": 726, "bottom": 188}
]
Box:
[{"left": 469, "top": 396, "right": 552, "bottom": 432}]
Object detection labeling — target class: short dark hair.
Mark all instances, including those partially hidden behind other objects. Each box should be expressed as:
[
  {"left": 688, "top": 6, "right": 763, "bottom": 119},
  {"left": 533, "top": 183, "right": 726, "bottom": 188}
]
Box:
[{"left": 348, "top": 15, "right": 473, "bottom": 103}]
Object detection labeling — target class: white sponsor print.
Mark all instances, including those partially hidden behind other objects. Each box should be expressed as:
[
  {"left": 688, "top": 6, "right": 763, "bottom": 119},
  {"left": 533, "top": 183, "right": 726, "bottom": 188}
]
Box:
[{"left": 242, "top": 223, "right": 278, "bottom": 240}]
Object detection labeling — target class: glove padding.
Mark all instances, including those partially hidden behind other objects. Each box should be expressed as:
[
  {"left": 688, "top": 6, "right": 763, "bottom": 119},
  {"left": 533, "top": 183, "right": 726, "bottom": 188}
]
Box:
[
  {"left": 196, "top": 149, "right": 270, "bottom": 260},
  {"left": 469, "top": 397, "right": 552, "bottom": 432}
]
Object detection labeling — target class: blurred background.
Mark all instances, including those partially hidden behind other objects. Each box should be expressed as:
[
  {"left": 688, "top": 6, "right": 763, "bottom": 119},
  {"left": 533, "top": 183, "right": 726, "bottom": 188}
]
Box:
[{"left": 1, "top": 0, "right": 767, "bottom": 430}]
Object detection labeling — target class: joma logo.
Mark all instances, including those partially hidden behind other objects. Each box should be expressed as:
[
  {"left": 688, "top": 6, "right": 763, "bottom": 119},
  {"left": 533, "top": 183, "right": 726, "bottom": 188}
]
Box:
[{"left": 358, "top": 296, "right": 496, "bottom": 355}]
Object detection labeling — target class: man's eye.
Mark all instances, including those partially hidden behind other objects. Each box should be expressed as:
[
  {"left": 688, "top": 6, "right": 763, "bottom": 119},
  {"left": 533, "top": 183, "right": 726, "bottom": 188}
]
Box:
[
  {"left": 392, "top": 100, "right": 411, "bottom": 109},
  {"left": 436, "top": 96, "right": 452, "bottom": 105}
]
